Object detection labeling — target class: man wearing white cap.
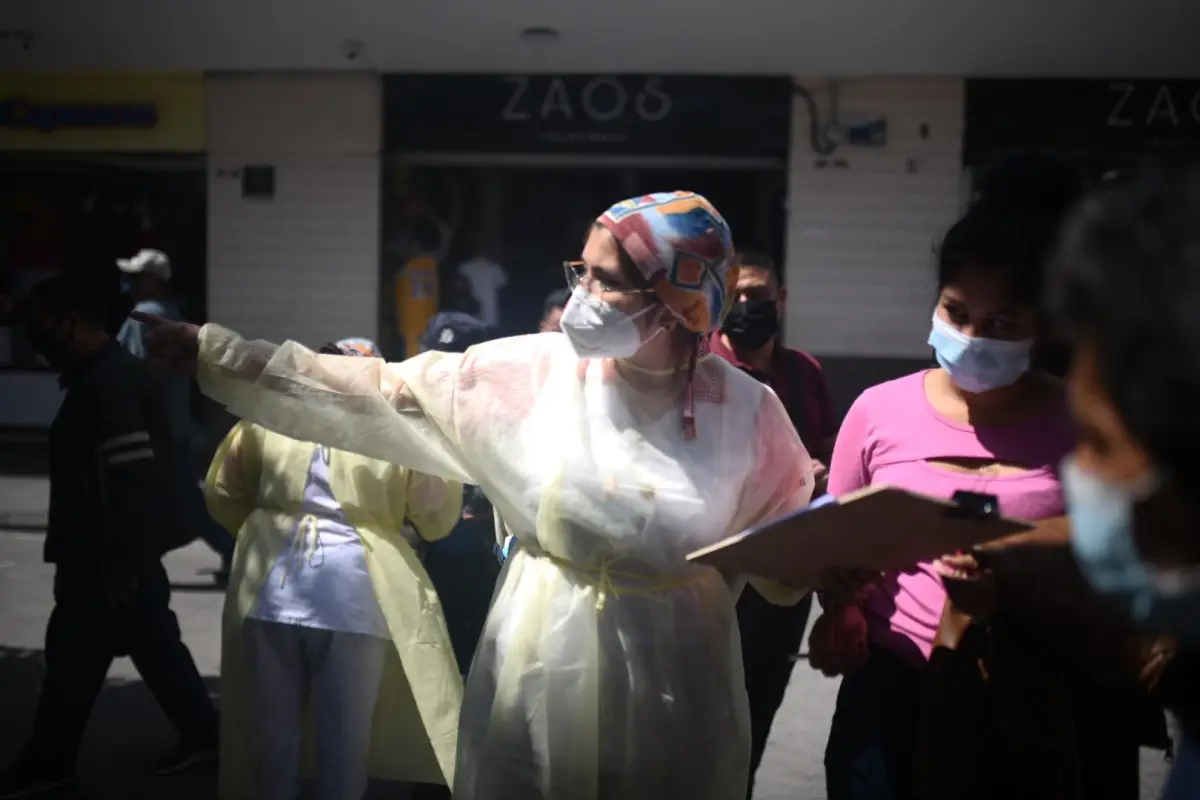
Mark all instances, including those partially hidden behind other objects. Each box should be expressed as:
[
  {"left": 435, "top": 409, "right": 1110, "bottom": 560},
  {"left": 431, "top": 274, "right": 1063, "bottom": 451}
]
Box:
[
  {"left": 117, "top": 249, "right": 177, "bottom": 358},
  {"left": 117, "top": 249, "right": 235, "bottom": 581}
]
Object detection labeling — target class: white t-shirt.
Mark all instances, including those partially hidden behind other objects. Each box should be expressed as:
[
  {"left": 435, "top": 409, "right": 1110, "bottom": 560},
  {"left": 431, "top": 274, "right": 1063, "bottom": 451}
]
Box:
[
  {"left": 457, "top": 258, "right": 509, "bottom": 328},
  {"left": 249, "top": 446, "right": 390, "bottom": 639}
]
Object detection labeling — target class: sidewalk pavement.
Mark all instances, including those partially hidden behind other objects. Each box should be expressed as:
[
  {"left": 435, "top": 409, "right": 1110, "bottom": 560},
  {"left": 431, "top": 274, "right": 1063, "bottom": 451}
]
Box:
[{"left": 0, "top": 475, "right": 48, "bottom": 530}]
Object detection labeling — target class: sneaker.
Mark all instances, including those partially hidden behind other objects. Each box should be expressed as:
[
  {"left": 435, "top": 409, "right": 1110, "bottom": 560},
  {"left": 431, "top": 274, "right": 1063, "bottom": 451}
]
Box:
[
  {"left": 150, "top": 745, "right": 216, "bottom": 776},
  {"left": 0, "top": 761, "right": 76, "bottom": 799}
]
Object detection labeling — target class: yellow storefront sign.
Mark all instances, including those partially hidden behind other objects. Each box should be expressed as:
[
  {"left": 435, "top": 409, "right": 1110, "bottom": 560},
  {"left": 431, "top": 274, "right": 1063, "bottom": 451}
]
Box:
[{"left": 0, "top": 72, "right": 204, "bottom": 152}]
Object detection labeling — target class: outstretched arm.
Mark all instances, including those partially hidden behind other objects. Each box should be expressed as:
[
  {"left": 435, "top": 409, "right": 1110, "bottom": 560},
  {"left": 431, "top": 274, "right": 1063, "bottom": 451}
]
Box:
[{"left": 196, "top": 323, "right": 474, "bottom": 484}]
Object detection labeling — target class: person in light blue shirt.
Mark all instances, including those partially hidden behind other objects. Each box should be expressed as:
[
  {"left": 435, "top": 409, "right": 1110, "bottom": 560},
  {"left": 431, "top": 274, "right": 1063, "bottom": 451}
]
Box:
[
  {"left": 117, "top": 249, "right": 234, "bottom": 581},
  {"left": 117, "top": 250, "right": 190, "bottom": 430}
]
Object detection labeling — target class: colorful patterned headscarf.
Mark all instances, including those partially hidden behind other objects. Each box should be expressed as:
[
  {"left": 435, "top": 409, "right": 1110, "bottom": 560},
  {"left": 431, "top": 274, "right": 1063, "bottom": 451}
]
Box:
[
  {"left": 596, "top": 191, "right": 736, "bottom": 335},
  {"left": 332, "top": 337, "right": 380, "bottom": 358}
]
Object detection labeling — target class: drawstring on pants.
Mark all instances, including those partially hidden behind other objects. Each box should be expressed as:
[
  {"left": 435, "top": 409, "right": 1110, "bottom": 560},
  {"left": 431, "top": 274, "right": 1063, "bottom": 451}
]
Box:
[{"left": 279, "top": 513, "right": 325, "bottom": 588}]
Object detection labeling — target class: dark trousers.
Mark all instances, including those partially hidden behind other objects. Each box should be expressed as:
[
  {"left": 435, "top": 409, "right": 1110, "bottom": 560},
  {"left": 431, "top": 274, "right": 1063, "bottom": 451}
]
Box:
[
  {"left": 1164, "top": 729, "right": 1200, "bottom": 800},
  {"left": 412, "top": 551, "right": 501, "bottom": 800},
  {"left": 737, "top": 585, "right": 813, "bottom": 798},
  {"left": 182, "top": 476, "right": 234, "bottom": 566},
  {"left": 422, "top": 550, "right": 501, "bottom": 674},
  {"left": 194, "top": 513, "right": 235, "bottom": 566},
  {"left": 1068, "top": 676, "right": 1143, "bottom": 800},
  {"left": 21, "top": 561, "right": 219, "bottom": 770},
  {"left": 824, "top": 645, "right": 925, "bottom": 800}
]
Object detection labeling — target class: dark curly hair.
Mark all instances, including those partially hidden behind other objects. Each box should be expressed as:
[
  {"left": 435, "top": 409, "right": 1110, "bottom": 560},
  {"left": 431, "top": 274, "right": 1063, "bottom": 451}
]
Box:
[
  {"left": 936, "top": 150, "right": 1085, "bottom": 375},
  {"left": 939, "top": 150, "right": 1084, "bottom": 304},
  {"left": 1047, "top": 167, "right": 1200, "bottom": 488}
]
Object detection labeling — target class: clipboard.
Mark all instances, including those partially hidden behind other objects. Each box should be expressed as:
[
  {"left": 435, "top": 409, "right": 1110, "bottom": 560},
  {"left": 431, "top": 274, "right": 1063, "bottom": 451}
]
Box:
[{"left": 686, "top": 485, "right": 1034, "bottom": 588}]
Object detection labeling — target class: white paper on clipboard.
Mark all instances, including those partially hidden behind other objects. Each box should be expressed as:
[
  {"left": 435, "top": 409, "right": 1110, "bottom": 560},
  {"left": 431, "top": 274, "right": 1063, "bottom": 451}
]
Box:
[{"left": 687, "top": 485, "right": 1034, "bottom": 588}]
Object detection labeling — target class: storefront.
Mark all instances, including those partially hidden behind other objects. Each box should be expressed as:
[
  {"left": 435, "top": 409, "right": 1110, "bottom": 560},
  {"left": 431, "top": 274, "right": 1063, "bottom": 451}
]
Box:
[
  {"left": 965, "top": 78, "right": 1200, "bottom": 186},
  {"left": 0, "top": 72, "right": 207, "bottom": 428},
  {"left": 783, "top": 79, "right": 966, "bottom": 413},
  {"left": 381, "top": 74, "right": 793, "bottom": 357}
]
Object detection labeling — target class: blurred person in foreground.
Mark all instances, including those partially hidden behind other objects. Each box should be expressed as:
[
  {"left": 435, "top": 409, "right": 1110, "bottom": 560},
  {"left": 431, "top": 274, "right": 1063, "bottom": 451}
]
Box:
[
  {"left": 1044, "top": 168, "right": 1200, "bottom": 799},
  {"left": 709, "top": 250, "right": 837, "bottom": 797},
  {"left": 0, "top": 275, "right": 218, "bottom": 799},
  {"left": 205, "top": 336, "right": 465, "bottom": 800},
  {"left": 117, "top": 248, "right": 235, "bottom": 582},
  {"left": 128, "top": 191, "right": 814, "bottom": 799}
]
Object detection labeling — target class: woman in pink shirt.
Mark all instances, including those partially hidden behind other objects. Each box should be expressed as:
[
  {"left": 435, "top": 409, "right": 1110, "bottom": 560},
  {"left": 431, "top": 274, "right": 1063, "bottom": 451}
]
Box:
[{"left": 817, "top": 153, "right": 1083, "bottom": 800}]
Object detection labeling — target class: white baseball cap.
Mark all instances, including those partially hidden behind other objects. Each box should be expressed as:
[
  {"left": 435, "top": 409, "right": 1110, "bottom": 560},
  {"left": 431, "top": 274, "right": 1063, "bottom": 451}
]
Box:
[{"left": 116, "top": 249, "right": 172, "bottom": 281}]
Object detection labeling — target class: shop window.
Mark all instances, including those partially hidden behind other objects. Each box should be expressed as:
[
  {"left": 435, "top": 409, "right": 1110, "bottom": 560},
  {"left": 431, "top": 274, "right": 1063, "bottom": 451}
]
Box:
[
  {"left": 0, "top": 157, "right": 206, "bottom": 369},
  {"left": 379, "top": 157, "right": 786, "bottom": 358}
]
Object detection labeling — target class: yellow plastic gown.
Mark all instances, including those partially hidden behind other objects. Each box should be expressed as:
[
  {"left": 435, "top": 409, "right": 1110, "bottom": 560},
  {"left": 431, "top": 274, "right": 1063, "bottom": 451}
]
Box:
[
  {"left": 204, "top": 420, "right": 465, "bottom": 799},
  {"left": 196, "top": 324, "right": 814, "bottom": 800}
]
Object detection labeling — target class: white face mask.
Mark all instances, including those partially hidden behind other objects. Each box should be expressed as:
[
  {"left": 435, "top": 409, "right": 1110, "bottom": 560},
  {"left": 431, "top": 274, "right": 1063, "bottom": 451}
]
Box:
[{"left": 559, "top": 286, "right": 661, "bottom": 359}]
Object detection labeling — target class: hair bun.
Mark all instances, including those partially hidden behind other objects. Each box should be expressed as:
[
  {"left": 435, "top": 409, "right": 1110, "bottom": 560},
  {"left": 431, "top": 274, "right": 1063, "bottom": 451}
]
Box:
[{"left": 972, "top": 149, "right": 1085, "bottom": 221}]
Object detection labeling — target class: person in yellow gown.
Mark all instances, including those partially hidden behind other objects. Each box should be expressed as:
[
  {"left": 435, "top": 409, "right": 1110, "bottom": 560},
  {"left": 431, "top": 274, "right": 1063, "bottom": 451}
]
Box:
[
  {"left": 205, "top": 337, "right": 464, "bottom": 800},
  {"left": 134, "top": 192, "right": 815, "bottom": 800}
]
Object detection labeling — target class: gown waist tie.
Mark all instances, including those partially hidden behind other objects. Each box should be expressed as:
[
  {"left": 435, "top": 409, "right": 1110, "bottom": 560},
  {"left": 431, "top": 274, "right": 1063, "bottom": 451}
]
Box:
[{"left": 520, "top": 542, "right": 708, "bottom": 611}]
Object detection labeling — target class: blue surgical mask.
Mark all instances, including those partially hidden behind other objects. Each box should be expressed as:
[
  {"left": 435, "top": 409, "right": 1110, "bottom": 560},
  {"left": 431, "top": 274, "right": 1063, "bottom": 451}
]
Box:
[
  {"left": 1063, "top": 455, "right": 1200, "bottom": 643},
  {"left": 927, "top": 314, "right": 1032, "bottom": 393}
]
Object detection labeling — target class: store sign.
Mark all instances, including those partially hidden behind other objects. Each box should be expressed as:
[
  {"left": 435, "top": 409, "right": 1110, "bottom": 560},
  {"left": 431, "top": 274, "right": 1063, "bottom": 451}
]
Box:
[
  {"left": 0, "top": 73, "right": 203, "bottom": 152},
  {"left": 384, "top": 74, "right": 793, "bottom": 159},
  {"left": 500, "top": 76, "right": 673, "bottom": 127},
  {"left": 965, "top": 79, "right": 1200, "bottom": 164},
  {"left": 1104, "top": 82, "right": 1200, "bottom": 130},
  {"left": 0, "top": 98, "right": 158, "bottom": 132}
]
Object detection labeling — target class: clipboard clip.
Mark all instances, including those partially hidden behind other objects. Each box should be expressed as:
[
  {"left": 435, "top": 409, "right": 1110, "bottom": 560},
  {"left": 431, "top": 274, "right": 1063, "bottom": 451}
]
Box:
[{"left": 945, "top": 490, "right": 1000, "bottom": 521}]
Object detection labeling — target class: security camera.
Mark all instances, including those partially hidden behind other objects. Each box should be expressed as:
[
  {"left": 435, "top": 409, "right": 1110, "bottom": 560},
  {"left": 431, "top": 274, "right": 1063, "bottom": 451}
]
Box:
[{"left": 342, "top": 39, "right": 364, "bottom": 62}]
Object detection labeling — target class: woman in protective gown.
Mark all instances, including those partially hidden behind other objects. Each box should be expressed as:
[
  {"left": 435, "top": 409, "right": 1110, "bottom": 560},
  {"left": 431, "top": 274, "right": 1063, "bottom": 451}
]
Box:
[{"left": 135, "top": 191, "right": 815, "bottom": 800}]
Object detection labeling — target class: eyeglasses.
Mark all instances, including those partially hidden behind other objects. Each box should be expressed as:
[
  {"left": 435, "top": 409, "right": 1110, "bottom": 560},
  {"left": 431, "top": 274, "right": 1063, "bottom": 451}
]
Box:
[{"left": 563, "top": 261, "right": 653, "bottom": 296}]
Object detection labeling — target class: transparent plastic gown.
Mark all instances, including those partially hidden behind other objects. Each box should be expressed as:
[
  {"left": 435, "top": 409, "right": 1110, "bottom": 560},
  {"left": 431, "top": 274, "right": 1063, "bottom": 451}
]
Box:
[{"left": 197, "top": 325, "right": 814, "bottom": 800}]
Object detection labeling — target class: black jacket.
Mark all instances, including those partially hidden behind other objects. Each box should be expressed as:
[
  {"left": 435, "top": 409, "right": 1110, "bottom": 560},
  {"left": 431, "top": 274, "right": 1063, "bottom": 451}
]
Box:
[{"left": 46, "top": 341, "right": 192, "bottom": 568}]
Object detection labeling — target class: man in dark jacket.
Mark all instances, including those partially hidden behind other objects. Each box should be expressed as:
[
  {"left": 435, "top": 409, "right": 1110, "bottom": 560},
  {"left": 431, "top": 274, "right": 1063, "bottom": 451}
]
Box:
[
  {"left": 116, "top": 248, "right": 234, "bottom": 583},
  {"left": 417, "top": 309, "right": 501, "bottom": 671},
  {"left": 710, "top": 251, "right": 838, "bottom": 798},
  {"left": 411, "top": 310, "right": 502, "bottom": 800},
  {"left": 0, "top": 276, "right": 219, "bottom": 799}
]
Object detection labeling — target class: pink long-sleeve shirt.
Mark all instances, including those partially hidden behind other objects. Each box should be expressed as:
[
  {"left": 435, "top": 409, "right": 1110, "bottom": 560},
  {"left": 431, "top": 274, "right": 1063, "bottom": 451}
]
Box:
[{"left": 826, "top": 371, "right": 1074, "bottom": 664}]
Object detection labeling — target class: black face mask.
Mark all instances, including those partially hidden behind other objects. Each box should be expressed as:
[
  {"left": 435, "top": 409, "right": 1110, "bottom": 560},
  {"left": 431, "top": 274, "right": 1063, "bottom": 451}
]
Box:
[{"left": 722, "top": 298, "right": 780, "bottom": 351}]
